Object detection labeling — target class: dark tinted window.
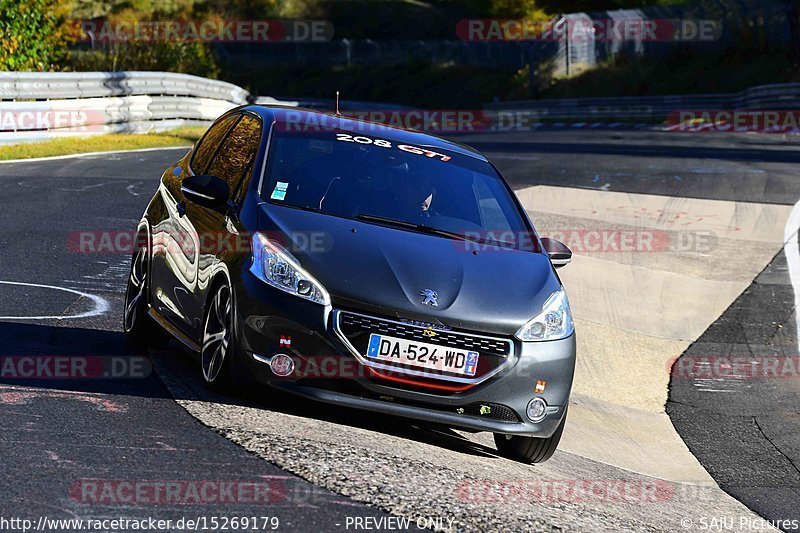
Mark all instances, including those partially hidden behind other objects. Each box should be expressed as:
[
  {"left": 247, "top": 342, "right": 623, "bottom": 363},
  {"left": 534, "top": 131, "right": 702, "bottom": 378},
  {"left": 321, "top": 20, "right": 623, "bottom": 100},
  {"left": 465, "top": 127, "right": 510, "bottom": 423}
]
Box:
[
  {"left": 207, "top": 115, "right": 262, "bottom": 196},
  {"left": 192, "top": 114, "right": 238, "bottom": 174},
  {"left": 262, "top": 130, "right": 535, "bottom": 251}
]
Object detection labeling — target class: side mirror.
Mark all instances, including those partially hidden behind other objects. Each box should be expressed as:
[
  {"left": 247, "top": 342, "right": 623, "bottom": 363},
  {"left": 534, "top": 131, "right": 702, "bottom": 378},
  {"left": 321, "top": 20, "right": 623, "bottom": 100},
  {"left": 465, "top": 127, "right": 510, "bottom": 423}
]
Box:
[
  {"left": 181, "top": 174, "right": 229, "bottom": 210},
  {"left": 541, "top": 237, "right": 572, "bottom": 268}
]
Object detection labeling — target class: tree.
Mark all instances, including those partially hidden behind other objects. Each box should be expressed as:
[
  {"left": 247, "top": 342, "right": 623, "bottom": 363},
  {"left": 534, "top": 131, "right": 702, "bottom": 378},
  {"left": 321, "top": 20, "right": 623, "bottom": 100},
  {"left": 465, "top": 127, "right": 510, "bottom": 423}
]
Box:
[
  {"left": 486, "top": 0, "right": 540, "bottom": 17},
  {"left": 0, "top": 0, "right": 79, "bottom": 70}
]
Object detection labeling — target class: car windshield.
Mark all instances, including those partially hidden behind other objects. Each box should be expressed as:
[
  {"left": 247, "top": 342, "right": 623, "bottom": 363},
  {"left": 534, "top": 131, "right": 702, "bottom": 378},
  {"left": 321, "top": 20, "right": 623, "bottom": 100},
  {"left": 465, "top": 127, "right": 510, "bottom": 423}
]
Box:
[{"left": 262, "top": 129, "right": 539, "bottom": 251}]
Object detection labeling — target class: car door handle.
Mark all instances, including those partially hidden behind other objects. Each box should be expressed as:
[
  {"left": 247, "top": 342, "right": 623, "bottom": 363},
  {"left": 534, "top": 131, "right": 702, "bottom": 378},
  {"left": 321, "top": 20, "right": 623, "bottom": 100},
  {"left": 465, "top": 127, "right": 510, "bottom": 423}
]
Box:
[{"left": 176, "top": 201, "right": 186, "bottom": 217}]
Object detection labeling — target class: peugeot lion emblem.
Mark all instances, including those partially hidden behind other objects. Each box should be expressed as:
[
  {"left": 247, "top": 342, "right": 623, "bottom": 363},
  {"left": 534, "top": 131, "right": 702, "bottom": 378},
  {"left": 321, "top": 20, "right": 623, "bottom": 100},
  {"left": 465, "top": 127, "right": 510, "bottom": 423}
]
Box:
[{"left": 419, "top": 288, "right": 439, "bottom": 307}]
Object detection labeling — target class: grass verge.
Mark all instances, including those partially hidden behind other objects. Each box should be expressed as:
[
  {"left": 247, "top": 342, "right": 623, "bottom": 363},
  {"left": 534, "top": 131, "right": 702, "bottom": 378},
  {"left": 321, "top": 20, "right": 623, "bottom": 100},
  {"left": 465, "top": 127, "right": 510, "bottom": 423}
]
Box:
[{"left": 0, "top": 126, "right": 207, "bottom": 161}]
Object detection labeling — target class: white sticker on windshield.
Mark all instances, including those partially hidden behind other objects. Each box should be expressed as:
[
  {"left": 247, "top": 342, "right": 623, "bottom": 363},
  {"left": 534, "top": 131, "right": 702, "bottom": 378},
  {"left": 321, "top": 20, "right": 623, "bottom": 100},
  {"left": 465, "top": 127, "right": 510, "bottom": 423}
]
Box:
[{"left": 271, "top": 181, "right": 289, "bottom": 201}]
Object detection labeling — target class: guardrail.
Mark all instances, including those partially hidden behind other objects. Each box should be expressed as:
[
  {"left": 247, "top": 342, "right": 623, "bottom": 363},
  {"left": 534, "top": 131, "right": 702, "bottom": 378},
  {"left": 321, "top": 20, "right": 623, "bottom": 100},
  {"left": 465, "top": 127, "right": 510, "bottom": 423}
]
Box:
[
  {"left": 4, "top": 72, "right": 800, "bottom": 143},
  {"left": 0, "top": 72, "right": 254, "bottom": 145},
  {"left": 485, "top": 82, "right": 800, "bottom": 123},
  {"left": 0, "top": 72, "right": 249, "bottom": 103}
]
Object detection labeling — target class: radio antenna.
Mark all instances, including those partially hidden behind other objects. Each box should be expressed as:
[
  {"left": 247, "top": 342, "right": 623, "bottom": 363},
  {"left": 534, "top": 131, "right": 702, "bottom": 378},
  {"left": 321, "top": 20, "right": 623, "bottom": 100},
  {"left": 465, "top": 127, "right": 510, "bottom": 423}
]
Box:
[{"left": 335, "top": 91, "right": 341, "bottom": 116}]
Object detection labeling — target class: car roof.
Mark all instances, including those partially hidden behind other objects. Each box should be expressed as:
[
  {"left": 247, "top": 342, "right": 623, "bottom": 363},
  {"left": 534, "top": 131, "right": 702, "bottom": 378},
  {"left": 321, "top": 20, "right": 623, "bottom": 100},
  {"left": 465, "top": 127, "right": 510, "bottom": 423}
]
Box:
[{"left": 241, "top": 105, "right": 488, "bottom": 162}]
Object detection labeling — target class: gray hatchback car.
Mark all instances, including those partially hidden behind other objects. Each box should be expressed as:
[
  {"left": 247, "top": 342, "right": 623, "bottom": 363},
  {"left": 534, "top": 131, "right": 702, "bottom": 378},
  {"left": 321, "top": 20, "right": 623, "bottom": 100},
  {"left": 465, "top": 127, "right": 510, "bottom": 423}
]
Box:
[{"left": 124, "top": 106, "right": 576, "bottom": 463}]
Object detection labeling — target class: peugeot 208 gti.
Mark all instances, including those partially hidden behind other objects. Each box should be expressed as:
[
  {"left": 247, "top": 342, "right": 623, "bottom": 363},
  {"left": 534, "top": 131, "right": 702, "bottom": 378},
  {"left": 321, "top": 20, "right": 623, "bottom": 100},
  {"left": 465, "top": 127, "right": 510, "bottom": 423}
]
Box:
[{"left": 123, "top": 106, "right": 576, "bottom": 463}]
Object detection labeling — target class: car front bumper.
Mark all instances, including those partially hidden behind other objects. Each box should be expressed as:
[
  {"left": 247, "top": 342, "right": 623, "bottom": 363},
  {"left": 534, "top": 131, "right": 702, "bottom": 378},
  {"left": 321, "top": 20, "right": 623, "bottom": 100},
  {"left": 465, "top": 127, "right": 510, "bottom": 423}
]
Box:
[{"left": 233, "top": 270, "right": 576, "bottom": 437}]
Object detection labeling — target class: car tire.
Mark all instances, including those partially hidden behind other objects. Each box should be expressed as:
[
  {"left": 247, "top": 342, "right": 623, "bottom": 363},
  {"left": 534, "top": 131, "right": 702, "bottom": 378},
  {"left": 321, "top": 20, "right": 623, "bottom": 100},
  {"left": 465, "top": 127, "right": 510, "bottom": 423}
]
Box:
[
  {"left": 494, "top": 408, "right": 567, "bottom": 464},
  {"left": 123, "top": 241, "right": 169, "bottom": 348},
  {"left": 201, "top": 281, "right": 237, "bottom": 390}
]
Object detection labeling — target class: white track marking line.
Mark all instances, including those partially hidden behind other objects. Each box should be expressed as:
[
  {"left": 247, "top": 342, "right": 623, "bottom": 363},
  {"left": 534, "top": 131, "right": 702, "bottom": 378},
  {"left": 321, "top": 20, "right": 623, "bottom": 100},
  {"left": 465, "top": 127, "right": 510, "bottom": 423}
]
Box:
[
  {"left": 0, "top": 280, "right": 110, "bottom": 320},
  {"left": 784, "top": 200, "right": 800, "bottom": 346},
  {"left": 0, "top": 146, "right": 190, "bottom": 165}
]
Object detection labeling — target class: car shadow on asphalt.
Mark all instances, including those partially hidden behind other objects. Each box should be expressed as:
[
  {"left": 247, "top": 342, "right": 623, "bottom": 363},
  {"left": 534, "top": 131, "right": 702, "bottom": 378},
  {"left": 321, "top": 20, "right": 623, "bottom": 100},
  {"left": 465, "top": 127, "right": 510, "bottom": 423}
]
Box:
[
  {"left": 152, "top": 344, "right": 501, "bottom": 460},
  {"left": 0, "top": 321, "right": 170, "bottom": 398},
  {"left": 0, "top": 321, "right": 500, "bottom": 460}
]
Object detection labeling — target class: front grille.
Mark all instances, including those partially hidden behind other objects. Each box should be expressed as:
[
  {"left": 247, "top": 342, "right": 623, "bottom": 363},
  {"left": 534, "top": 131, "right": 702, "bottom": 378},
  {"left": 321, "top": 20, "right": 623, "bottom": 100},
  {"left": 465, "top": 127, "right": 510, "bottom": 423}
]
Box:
[{"left": 338, "top": 312, "right": 511, "bottom": 358}]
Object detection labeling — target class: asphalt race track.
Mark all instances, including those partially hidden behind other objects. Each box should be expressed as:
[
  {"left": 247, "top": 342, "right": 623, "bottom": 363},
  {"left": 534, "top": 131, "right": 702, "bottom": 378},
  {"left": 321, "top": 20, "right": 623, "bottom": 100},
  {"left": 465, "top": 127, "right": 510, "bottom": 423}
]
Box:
[{"left": 0, "top": 129, "right": 798, "bottom": 531}]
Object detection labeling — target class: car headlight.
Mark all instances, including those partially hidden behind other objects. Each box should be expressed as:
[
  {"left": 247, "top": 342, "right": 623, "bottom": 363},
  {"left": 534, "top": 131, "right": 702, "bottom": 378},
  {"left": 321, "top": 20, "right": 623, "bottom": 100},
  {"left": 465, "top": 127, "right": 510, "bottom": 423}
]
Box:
[
  {"left": 515, "top": 288, "right": 574, "bottom": 341},
  {"left": 250, "top": 232, "right": 330, "bottom": 305}
]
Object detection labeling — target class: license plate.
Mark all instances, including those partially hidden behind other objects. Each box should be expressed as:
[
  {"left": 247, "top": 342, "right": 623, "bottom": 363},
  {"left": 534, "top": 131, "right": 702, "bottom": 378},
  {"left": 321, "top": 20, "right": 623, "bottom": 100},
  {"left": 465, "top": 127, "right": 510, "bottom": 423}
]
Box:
[{"left": 366, "top": 334, "right": 479, "bottom": 377}]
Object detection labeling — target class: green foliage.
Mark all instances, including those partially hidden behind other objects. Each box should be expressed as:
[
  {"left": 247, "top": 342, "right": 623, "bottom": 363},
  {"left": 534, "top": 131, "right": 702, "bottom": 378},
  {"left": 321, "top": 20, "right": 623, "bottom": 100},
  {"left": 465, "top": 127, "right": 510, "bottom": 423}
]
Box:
[
  {"left": 68, "top": 41, "right": 220, "bottom": 77},
  {"left": 540, "top": 47, "right": 799, "bottom": 99},
  {"left": 193, "top": 0, "right": 280, "bottom": 19},
  {"left": 66, "top": 0, "right": 222, "bottom": 76},
  {"left": 277, "top": 0, "right": 325, "bottom": 18},
  {"left": 225, "top": 62, "right": 527, "bottom": 108},
  {"left": 485, "top": 0, "right": 539, "bottom": 17},
  {"left": 0, "top": 0, "right": 78, "bottom": 70},
  {"left": 70, "top": 0, "right": 197, "bottom": 18}
]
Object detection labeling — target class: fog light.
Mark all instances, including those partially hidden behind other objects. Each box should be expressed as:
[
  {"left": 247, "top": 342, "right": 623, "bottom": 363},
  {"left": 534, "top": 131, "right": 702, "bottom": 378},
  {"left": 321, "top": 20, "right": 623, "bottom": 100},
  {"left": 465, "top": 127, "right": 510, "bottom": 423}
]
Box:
[
  {"left": 526, "top": 398, "right": 548, "bottom": 422},
  {"left": 270, "top": 353, "right": 295, "bottom": 377}
]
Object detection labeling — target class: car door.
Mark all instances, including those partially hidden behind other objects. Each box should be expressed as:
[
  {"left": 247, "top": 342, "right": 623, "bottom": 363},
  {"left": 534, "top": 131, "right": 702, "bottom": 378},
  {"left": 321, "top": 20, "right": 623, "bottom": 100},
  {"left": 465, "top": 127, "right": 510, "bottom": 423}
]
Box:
[
  {"left": 149, "top": 113, "right": 239, "bottom": 335},
  {"left": 181, "top": 112, "right": 264, "bottom": 339}
]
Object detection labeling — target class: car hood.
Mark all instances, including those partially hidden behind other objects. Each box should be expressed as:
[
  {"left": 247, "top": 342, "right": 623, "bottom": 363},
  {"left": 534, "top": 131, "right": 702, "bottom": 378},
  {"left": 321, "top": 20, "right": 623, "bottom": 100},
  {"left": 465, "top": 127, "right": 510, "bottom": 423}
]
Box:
[{"left": 258, "top": 204, "right": 562, "bottom": 336}]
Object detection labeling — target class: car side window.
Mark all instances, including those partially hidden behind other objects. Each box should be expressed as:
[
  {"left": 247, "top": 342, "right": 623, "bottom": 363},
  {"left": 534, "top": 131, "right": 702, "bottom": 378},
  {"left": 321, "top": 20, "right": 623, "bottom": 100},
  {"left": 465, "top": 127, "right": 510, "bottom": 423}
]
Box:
[
  {"left": 191, "top": 114, "right": 239, "bottom": 174},
  {"left": 206, "top": 114, "right": 263, "bottom": 199}
]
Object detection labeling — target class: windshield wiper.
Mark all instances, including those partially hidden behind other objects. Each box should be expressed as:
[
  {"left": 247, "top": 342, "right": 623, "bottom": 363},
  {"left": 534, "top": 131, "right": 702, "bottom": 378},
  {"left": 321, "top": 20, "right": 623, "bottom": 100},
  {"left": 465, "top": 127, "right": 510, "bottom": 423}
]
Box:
[
  {"left": 355, "top": 213, "right": 419, "bottom": 230},
  {"left": 354, "top": 213, "right": 485, "bottom": 244}
]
